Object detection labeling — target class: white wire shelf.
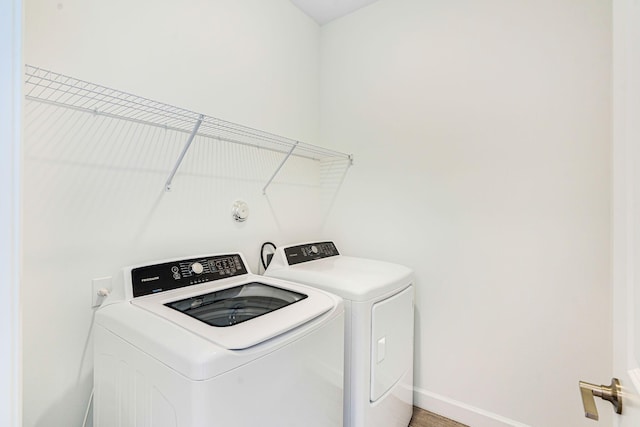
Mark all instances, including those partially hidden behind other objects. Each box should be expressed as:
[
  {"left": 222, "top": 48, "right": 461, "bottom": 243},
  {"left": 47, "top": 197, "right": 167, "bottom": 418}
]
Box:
[{"left": 24, "top": 64, "right": 353, "bottom": 192}]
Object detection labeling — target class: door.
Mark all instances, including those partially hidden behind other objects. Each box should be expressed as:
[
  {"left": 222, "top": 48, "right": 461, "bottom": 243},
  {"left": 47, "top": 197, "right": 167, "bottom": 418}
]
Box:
[
  {"left": 370, "top": 285, "right": 413, "bottom": 402},
  {"left": 609, "top": 0, "right": 640, "bottom": 426},
  {"left": 0, "top": 0, "right": 22, "bottom": 426}
]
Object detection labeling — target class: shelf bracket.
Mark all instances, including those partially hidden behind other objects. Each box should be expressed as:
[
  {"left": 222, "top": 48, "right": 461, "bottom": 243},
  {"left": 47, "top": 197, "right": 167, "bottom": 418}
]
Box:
[
  {"left": 263, "top": 141, "right": 299, "bottom": 195},
  {"left": 165, "top": 114, "right": 204, "bottom": 191}
]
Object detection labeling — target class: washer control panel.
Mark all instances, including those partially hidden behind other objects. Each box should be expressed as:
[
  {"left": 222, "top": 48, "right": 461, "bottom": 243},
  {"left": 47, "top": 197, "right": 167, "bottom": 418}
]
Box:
[
  {"left": 284, "top": 241, "right": 339, "bottom": 265},
  {"left": 131, "top": 254, "right": 248, "bottom": 297}
]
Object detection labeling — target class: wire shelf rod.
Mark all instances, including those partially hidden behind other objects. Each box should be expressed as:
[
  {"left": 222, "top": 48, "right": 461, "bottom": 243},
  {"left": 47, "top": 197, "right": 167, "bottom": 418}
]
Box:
[
  {"left": 24, "top": 64, "right": 352, "bottom": 190},
  {"left": 26, "top": 68, "right": 202, "bottom": 126},
  {"left": 25, "top": 66, "right": 343, "bottom": 157},
  {"left": 24, "top": 95, "right": 336, "bottom": 161}
]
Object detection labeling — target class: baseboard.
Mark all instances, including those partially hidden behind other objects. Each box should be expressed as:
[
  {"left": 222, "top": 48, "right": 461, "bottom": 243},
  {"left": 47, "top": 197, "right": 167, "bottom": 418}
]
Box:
[{"left": 413, "top": 387, "right": 531, "bottom": 427}]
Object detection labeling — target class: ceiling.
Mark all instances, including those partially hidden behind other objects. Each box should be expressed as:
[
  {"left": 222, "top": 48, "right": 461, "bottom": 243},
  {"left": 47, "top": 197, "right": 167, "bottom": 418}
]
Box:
[{"left": 289, "top": 0, "right": 381, "bottom": 25}]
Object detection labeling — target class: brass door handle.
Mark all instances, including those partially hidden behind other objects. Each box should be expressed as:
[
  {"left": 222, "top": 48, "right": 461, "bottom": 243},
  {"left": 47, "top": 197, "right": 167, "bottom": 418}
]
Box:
[{"left": 578, "top": 378, "right": 622, "bottom": 420}]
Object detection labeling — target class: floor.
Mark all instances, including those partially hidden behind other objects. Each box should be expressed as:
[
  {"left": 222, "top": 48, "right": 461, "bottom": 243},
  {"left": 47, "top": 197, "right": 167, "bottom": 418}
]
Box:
[{"left": 409, "top": 406, "right": 469, "bottom": 427}]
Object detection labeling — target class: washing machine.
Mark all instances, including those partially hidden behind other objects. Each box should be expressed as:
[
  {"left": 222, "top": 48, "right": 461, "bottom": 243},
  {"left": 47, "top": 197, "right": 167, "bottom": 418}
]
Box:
[
  {"left": 94, "top": 251, "right": 344, "bottom": 427},
  {"left": 264, "top": 241, "right": 414, "bottom": 427}
]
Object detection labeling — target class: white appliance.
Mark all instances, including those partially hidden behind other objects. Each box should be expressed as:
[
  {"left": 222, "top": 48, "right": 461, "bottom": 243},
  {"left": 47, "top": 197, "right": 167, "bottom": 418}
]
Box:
[
  {"left": 265, "top": 241, "right": 414, "bottom": 427},
  {"left": 94, "top": 252, "right": 345, "bottom": 427}
]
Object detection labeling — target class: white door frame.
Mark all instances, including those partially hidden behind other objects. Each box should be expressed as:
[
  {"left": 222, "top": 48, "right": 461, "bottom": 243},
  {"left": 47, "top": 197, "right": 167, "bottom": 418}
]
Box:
[
  {"left": 0, "top": 0, "right": 22, "bottom": 426},
  {"left": 613, "top": 0, "right": 640, "bottom": 425}
]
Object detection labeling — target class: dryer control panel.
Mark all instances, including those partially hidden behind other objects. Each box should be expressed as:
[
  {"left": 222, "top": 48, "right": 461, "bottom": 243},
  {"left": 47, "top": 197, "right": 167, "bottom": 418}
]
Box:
[
  {"left": 131, "top": 254, "right": 248, "bottom": 297},
  {"left": 284, "top": 241, "right": 339, "bottom": 265}
]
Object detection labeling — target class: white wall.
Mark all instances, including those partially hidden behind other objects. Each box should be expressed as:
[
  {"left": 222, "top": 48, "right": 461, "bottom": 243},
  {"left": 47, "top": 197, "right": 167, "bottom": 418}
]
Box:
[
  {"left": 23, "top": 1, "right": 323, "bottom": 426},
  {"left": 320, "top": 1, "right": 612, "bottom": 426}
]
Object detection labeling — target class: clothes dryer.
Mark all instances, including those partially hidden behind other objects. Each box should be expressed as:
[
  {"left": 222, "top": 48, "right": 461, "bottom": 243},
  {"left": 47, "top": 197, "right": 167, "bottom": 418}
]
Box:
[
  {"left": 265, "top": 241, "right": 414, "bottom": 427},
  {"left": 94, "top": 252, "right": 344, "bottom": 427}
]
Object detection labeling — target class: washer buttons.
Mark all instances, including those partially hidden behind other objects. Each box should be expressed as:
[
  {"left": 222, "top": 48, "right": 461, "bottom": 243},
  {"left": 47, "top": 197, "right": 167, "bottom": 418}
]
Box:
[{"left": 192, "top": 262, "right": 204, "bottom": 275}]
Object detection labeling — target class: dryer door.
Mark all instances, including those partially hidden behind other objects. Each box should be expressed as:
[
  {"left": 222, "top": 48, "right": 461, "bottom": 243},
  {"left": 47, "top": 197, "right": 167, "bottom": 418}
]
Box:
[{"left": 370, "top": 285, "right": 414, "bottom": 402}]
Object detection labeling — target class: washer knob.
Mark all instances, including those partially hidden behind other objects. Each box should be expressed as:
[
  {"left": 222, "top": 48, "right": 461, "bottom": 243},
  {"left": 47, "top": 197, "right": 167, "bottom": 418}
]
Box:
[
  {"left": 310, "top": 245, "right": 319, "bottom": 254},
  {"left": 191, "top": 262, "right": 204, "bottom": 275}
]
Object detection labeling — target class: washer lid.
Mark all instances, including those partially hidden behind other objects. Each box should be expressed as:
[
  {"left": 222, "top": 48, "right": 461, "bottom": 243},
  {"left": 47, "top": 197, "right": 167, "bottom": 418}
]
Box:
[
  {"left": 266, "top": 254, "right": 413, "bottom": 302},
  {"left": 164, "top": 282, "right": 308, "bottom": 328},
  {"left": 131, "top": 276, "right": 337, "bottom": 350}
]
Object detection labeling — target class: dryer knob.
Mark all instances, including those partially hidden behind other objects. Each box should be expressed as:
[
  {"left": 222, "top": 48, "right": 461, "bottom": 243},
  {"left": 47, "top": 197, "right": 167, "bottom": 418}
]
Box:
[
  {"left": 191, "top": 262, "right": 204, "bottom": 275},
  {"left": 310, "top": 245, "right": 319, "bottom": 254}
]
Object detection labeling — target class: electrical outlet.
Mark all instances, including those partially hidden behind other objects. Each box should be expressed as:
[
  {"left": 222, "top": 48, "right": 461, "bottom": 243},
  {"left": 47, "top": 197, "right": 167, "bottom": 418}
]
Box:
[{"left": 92, "top": 276, "right": 112, "bottom": 308}]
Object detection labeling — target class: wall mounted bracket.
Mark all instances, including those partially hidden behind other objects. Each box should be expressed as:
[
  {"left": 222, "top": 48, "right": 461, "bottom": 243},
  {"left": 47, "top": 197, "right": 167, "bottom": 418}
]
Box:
[
  {"left": 262, "top": 141, "right": 299, "bottom": 195},
  {"left": 165, "top": 114, "right": 204, "bottom": 191}
]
